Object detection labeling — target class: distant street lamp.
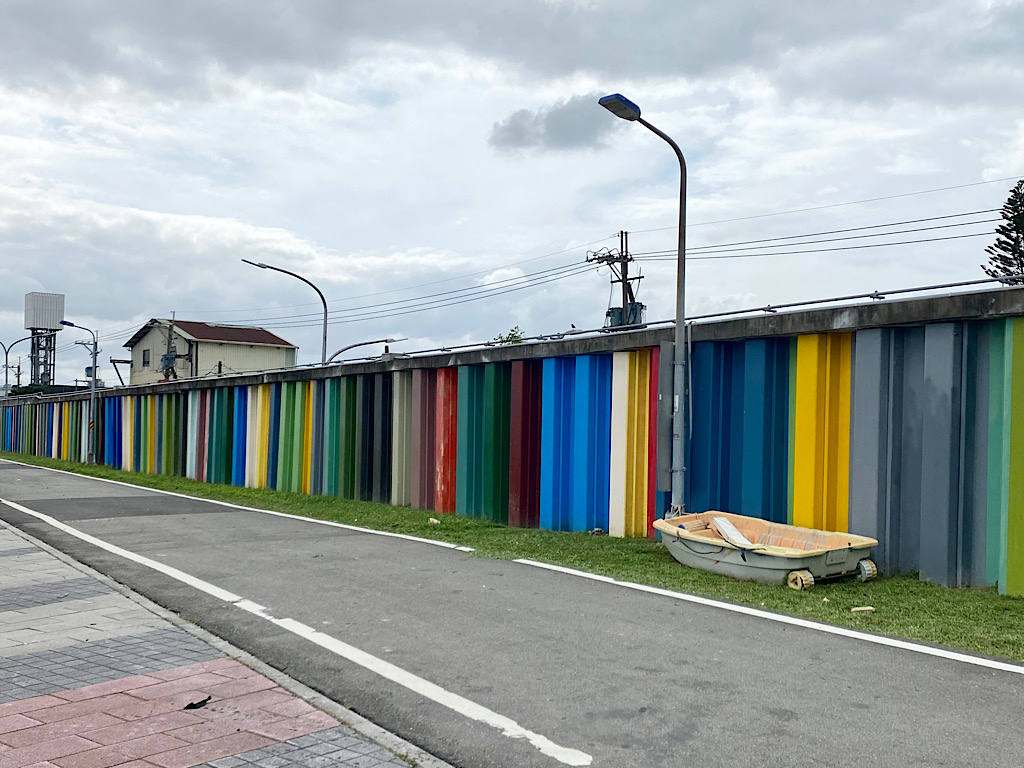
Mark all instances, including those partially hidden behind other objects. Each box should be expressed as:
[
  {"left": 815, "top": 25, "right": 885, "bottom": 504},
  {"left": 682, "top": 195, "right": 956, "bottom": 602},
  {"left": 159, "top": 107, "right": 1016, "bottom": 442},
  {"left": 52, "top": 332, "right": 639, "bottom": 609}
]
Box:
[
  {"left": 242, "top": 259, "right": 329, "bottom": 364},
  {"left": 326, "top": 337, "right": 408, "bottom": 364},
  {"left": 1, "top": 335, "right": 34, "bottom": 395},
  {"left": 599, "top": 93, "right": 689, "bottom": 514},
  {"left": 60, "top": 320, "right": 99, "bottom": 465}
]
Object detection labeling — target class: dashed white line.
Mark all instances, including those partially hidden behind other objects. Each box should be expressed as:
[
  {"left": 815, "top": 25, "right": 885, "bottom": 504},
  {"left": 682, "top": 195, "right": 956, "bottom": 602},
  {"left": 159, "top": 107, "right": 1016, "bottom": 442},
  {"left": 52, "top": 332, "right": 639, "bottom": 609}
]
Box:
[{"left": 5, "top": 458, "right": 1022, "bottom": 678}]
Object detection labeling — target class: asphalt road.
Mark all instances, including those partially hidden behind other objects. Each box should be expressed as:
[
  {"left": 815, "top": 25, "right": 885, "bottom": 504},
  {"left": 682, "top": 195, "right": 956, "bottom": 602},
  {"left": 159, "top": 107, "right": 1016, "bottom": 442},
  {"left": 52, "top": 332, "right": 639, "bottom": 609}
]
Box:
[{"left": 1, "top": 459, "right": 1022, "bottom": 768}]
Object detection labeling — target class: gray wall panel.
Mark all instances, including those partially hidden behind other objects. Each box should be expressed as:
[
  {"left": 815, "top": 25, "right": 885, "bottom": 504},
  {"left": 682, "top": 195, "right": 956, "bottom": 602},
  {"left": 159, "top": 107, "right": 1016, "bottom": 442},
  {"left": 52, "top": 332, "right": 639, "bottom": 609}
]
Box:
[
  {"left": 894, "top": 328, "right": 925, "bottom": 574},
  {"left": 849, "top": 329, "right": 891, "bottom": 570},
  {"left": 961, "top": 322, "right": 992, "bottom": 586},
  {"left": 919, "top": 323, "right": 963, "bottom": 586}
]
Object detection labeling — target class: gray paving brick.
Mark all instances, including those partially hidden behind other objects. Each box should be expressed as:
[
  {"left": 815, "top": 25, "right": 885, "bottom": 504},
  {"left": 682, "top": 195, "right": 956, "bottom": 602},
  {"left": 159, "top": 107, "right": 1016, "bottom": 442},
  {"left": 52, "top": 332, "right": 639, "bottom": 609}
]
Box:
[
  {"left": 254, "top": 756, "right": 293, "bottom": 768},
  {"left": 0, "top": 528, "right": 429, "bottom": 768},
  {"left": 0, "top": 547, "right": 39, "bottom": 558},
  {"left": 0, "top": 576, "right": 111, "bottom": 612},
  {"left": 286, "top": 735, "right": 321, "bottom": 749},
  {"left": 0, "top": 627, "right": 220, "bottom": 702},
  {"left": 190, "top": 727, "right": 411, "bottom": 768}
]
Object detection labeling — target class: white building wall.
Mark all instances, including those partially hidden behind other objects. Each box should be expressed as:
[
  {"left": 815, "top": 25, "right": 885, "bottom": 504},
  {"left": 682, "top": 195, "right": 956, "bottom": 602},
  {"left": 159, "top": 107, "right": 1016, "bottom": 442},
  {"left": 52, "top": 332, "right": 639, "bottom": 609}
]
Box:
[
  {"left": 192, "top": 342, "right": 296, "bottom": 378},
  {"left": 129, "top": 326, "right": 296, "bottom": 385},
  {"left": 129, "top": 327, "right": 177, "bottom": 385}
]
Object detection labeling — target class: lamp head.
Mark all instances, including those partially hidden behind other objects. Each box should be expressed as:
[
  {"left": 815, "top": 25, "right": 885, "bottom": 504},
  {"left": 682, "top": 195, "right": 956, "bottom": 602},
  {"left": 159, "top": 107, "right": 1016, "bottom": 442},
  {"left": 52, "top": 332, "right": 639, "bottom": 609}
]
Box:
[
  {"left": 241, "top": 258, "right": 269, "bottom": 269},
  {"left": 599, "top": 93, "right": 641, "bottom": 121},
  {"left": 60, "top": 320, "right": 74, "bottom": 327}
]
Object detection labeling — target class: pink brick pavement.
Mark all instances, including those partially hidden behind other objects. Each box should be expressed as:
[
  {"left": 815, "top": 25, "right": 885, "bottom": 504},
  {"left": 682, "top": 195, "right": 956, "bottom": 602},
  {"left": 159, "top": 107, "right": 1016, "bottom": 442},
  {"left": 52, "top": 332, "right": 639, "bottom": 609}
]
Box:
[{"left": 0, "top": 660, "right": 338, "bottom": 768}]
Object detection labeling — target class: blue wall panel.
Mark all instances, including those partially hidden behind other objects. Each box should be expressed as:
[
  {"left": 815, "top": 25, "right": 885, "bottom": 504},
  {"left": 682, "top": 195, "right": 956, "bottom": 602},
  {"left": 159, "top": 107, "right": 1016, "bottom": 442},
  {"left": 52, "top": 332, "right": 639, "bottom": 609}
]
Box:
[
  {"left": 572, "top": 355, "right": 612, "bottom": 532},
  {"left": 688, "top": 339, "right": 790, "bottom": 522},
  {"left": 538, "top": 355, "right": 612, "bottom": 532},
  {"left": 232, "top": 386, "right": 247, "bottom": 487},
  {"left": 540, "top": 358, "right": 573, "bottom": 531}
]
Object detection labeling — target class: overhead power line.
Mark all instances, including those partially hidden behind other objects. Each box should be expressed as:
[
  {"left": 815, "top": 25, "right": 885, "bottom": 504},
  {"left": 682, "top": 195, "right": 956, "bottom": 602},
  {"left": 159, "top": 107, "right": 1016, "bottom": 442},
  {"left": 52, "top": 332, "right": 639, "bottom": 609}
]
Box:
[
  {"left": 224, "top": 259, "right": 590, "bottom": 325},
  {"left": 636, "top": 231, "right": 991, "bottom": 262},
  {"left": 168, "top": 177, "right": 1022, "bottom": 323},
  {"left": 51, "top": 315, "right": 170, "bottom": 357},
  {"left": 257, "top": 263, "right": 600, "bottom": 329},
  {"left": 47, "top": 187, "right": 1016, "bottom": 348},
  {"left": 631, "top": 215, "right": 997, "bottom": 259},
  {"left": 176, "top": 235, "right": 617, "bottom": 316},
  {"left": 671, "top": 209, "right": 996, "bottom": 252},
  {"left": 205, "top": 208, "right": 1000, "bottom": 329},
  {"left": 629, "top": 174, "right": 1023, "bottom": 234}
]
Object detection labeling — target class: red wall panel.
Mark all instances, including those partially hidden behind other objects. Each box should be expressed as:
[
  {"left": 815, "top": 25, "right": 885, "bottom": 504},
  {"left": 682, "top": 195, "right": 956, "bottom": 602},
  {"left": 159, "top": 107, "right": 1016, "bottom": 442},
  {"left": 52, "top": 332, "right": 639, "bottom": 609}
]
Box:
[
  {"left": 434, "top": 367, "right": 458, "bottom": 513},
  {"left": 509, "top": 360, "right": 542, "bottom": 527}
]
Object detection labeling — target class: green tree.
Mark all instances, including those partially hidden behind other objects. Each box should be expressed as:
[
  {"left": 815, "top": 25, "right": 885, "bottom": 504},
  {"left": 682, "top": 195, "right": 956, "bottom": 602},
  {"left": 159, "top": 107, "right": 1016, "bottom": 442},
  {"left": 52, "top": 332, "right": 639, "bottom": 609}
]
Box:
[
  {"left": 982, "top": 179, "right": 1024, "bottom": 283},
  {"left": 493, "top": 325, "right": 524, "bottom": 345}
]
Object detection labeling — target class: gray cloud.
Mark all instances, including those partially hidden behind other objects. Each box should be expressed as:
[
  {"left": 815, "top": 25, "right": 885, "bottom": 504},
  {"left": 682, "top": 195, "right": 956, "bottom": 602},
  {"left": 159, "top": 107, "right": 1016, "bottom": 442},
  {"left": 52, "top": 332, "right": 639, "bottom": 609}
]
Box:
[
  {"left": 771, "top": 2, "right": 1024, "bottom": 105},
  {"left": 4, "top": 0, "right": 998, "bottom": 106},
  {"left": 489, "top": 93, "right": 616, "bottom": 152},
  {"left": 3, "top": 0, "right": 1023, "bottom": 386}
]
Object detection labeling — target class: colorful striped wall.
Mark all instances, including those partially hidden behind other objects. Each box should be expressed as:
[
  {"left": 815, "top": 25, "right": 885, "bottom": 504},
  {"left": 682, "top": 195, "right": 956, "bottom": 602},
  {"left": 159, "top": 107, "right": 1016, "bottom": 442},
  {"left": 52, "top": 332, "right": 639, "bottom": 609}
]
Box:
[{"left": 5, "top": 313, "right": 1024, "bottom": 595}]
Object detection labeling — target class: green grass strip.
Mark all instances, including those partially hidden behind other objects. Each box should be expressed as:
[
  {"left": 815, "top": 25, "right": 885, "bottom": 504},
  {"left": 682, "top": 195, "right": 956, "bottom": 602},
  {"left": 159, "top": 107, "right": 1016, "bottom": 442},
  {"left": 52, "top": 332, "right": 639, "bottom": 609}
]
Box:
[{"left": 2, "top": 450, "right": 1022, "bottom": 663}]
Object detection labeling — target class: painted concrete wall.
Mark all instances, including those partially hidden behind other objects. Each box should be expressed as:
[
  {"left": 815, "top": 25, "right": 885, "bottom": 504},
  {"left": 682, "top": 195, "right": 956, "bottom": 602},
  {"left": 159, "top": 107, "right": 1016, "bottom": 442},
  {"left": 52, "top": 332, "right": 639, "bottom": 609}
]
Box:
[{"left": 6, "top": 296, "right": 1024, "bottom": 595}]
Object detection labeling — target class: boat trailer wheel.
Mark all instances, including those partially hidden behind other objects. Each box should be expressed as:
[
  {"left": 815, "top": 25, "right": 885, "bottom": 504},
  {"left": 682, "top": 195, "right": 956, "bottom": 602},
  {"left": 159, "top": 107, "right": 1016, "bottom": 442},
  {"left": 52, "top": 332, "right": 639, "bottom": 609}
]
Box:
[
  {"left": 856, "top": 559, "right": 878, "bottom": 582},
  {"left": 787, "top": 569, "right": 815, "bottom": 590}
]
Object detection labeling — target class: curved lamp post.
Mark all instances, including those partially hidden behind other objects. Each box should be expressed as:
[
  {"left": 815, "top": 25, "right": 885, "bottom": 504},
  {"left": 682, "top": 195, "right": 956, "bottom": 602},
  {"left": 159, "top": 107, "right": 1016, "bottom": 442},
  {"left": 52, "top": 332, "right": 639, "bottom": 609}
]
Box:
[
  {"left": 242, "top": 259, "right": 329, "bottom": 365},
  {"left": 1, "top": 335, "right": 34, "bottom": 395},
  {"left": 327, "top": 337, "right": 408, "bottom": 364},
  {"left": 60, "top": 320, "right": 99, "bottom": 465},
  {"left": 599, "top": 93, "right": 688, "bottom": 514}
]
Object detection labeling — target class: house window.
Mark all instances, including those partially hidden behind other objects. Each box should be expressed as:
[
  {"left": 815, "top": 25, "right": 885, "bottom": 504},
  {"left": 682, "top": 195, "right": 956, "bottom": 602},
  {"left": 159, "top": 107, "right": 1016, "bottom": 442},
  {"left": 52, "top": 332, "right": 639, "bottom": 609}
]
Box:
[{"left": 142, "top": 349, "right": 150, "bottom": 367}]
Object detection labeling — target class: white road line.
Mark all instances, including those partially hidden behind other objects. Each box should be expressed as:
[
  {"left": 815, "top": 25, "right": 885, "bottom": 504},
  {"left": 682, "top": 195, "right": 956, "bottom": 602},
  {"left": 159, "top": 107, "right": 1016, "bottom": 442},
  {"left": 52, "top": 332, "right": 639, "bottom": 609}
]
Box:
[
  {"left": 0, "top": 458, "right": 474, "bottom": 552},
  {"left": 0, "top": 498, "right": 242, "bottom": 602},
  {"left": 5, "top": 457, "right": 1021, "bottom": 677},
  {"left": 515, "top": 559, "right": 1024, "bottom": 676},
  {"left": 0, "top": 497, "right": 591, "bottom": 767}
]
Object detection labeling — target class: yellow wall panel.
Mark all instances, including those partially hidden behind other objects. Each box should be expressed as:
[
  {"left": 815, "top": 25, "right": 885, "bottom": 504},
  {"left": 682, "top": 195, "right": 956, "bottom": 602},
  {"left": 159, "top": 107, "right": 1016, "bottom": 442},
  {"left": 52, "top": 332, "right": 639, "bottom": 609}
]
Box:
[
  {"left": 256, "top": 384, "right": 270, "bottom": 489},
  {"left": 624, "top": 349, "right": 651, "bottom": 537},
  {"left": 792, "top": 333, "right": 851, "bottom": 531},
  {"left": 302, "top": 381, "right": 313, "bottom": 494},
  {"left": 147, "top": 396, "right": 157, "bottom": 474}
]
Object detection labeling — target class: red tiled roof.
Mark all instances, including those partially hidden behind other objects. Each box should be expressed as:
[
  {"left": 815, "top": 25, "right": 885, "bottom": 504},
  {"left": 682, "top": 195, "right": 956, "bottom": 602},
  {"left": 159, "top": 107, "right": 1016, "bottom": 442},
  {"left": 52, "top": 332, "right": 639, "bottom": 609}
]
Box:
[{"left": 124, "top": 319, "right": 296, "bottom": 348}]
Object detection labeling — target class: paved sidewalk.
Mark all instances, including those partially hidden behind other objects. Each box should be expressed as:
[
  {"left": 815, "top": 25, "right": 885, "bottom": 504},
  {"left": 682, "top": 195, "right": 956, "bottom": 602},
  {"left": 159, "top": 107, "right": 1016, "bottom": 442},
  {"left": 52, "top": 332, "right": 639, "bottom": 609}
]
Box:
[{"left": 0, "top": 523, "right": 419, "bottom": 768}]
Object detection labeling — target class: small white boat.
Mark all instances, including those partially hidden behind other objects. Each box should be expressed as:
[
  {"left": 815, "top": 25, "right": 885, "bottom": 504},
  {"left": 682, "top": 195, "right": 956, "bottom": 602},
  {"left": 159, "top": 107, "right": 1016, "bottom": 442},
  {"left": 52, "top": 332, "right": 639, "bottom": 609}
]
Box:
[{"left": 653, "top": 511, "right": 878, "bottom": 589}]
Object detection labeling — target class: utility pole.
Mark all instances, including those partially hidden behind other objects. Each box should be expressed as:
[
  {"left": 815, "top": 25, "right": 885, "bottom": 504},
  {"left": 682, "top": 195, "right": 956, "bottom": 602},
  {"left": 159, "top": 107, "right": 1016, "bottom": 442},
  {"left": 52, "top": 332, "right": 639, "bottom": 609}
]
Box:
[
  {"left": 588, "top": 231, "right": 644, "bottom": 327},
  {"left": 619, "top": 230, "right": 635, "bottom": 309},
  {"left": 160, "top": 314, "right": 180, "bottom": 380}
]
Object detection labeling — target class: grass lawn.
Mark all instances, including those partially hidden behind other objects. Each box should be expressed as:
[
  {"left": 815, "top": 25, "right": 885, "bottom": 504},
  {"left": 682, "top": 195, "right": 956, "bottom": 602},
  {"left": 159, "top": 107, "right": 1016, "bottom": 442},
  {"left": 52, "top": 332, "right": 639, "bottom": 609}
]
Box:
[{"left": 3, "top": 450, "right": 1023, "bottom": 663}]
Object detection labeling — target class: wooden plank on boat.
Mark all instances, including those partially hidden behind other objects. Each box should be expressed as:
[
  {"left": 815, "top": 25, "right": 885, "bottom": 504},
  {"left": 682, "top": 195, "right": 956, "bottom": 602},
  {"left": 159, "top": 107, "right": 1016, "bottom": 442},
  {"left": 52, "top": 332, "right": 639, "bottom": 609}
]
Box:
[{"left": 710, "top": 516, "right": 763, "bottom": 550}]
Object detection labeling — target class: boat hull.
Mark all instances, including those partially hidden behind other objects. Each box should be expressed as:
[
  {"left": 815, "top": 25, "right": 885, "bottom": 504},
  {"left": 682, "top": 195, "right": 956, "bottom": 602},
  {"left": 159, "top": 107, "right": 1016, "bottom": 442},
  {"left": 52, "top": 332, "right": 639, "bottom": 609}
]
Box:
[{"left": 654, "top": 512, "right": 877, "bottom": 585}]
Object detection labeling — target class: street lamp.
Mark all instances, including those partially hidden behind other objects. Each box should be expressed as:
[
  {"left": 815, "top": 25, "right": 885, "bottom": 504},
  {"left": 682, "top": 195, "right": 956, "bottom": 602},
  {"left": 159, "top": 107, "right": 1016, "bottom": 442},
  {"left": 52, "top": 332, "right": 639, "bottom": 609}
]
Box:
[
  {"left": 599, "top": 93, "right": 689, "bottom": 515},
  {"left": 242, "top": 259, "right": 329, "bottom": 365},
  {"left": 326, "top": 337, "right": 408, "bottom": 364},
  {"left": 60, "top": 320, "right": 99, "bottom": 465},
  {"left": 1, "top": 335, "right": 34, "bottom": 395}
]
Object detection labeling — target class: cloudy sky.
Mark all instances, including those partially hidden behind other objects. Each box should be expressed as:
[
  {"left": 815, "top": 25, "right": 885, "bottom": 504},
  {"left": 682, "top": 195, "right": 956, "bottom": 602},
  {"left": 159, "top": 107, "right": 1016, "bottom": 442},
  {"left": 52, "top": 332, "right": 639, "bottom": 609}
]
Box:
[{"left": 1, "top": 0, "right": 1022, "bottom": 386}]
